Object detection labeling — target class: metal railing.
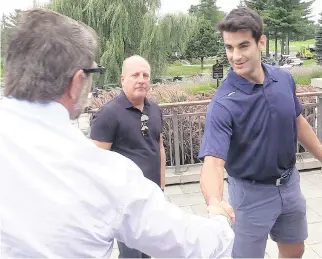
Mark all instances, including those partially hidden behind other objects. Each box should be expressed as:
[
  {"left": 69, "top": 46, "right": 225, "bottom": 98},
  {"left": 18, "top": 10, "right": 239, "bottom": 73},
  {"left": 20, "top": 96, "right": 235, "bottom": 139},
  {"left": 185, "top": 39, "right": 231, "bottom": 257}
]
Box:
[
  {"left": 76, "top": 92, "right": 322, "bottom": 173},
  {"left": 159, "top": 92, "right": 322, "bottom": 173}
]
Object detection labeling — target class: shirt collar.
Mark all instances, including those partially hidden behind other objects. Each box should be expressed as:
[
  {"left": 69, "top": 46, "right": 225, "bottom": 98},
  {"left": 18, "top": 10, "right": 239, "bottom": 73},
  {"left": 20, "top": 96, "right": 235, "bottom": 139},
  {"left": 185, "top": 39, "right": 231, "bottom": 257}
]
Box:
[
  {"left": 227, "top": 63, "right": 278, "bottom": 95},
  {"left": 0, "top": 97, "right": 70, "bottom": 125},
  {"left": 119, "top": 90, "right": 150, "bottom": 109}
]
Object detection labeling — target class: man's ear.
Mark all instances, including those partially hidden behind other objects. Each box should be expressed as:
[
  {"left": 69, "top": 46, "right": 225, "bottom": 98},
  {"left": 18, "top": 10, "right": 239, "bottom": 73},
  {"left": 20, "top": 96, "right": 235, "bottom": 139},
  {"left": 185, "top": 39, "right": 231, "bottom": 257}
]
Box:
[
  {"left": 68, "top": 70, "right": 85, "bottom": 101},
  {"left": 258, "top": 34, "right": 267, "bottom": 52},
  {"left": 120, "top": 74, "right": 125, "bottom": 85}
]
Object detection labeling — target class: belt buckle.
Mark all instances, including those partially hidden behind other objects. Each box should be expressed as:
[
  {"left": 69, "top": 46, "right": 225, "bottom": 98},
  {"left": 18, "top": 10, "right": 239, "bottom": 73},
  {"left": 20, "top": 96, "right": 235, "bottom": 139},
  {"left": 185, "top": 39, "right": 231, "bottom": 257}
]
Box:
[
  {"left": 276, "top": 178, "right": 282, "bottom": 186},
  {"left": 275, "top": 171, "right": 291, "bottom": 186}
]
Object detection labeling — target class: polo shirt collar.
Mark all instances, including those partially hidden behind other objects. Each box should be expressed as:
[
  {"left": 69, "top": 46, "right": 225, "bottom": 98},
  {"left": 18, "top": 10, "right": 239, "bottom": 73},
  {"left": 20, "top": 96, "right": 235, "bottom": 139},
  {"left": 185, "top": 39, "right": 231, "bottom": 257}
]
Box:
[
  {"left": 227, "top": 63, "right": 278, "bottom": 95},
  {"left": 119, "top": 90, "right": 150, "bottom": 109}
]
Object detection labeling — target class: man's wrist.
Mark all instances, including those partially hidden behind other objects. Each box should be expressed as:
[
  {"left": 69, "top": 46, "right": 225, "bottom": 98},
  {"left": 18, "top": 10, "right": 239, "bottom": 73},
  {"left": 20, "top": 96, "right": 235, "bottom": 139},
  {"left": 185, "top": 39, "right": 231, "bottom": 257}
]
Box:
[
  {"left": 318, "top": 144, "right": 322, "bottom": 161},
  {"left": 209, "top": 196, "right": 222, "bottom": 205}
]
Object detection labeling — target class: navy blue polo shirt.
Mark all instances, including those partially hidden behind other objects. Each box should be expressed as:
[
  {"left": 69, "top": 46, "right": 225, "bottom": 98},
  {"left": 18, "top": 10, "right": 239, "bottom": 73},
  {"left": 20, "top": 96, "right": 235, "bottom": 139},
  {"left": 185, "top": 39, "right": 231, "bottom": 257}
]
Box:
[
  {"left": 199, "top": 64, "right": 302, "bottom": 181},
  {"left": 90, "top": 91, "right": 163, "bottom": 186}
]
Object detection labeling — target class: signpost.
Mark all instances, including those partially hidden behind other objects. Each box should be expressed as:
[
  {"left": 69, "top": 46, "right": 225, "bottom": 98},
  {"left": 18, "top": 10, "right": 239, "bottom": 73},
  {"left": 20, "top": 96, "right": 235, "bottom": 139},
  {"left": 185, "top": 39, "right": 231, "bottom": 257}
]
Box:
[{"left": 212, "top": 62, "right": 224, "bottom": 87}]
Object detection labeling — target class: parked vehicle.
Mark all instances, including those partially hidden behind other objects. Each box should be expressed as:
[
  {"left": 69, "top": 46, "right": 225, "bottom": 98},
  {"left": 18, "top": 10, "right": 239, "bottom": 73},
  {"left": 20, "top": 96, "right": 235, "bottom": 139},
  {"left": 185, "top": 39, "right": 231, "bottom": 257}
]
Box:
[
  {"left": 278, "top": 55, "right": 303, "bottom": 68},
  {"left": 296, "top": 45, "right": 315, "bottom": 59}
]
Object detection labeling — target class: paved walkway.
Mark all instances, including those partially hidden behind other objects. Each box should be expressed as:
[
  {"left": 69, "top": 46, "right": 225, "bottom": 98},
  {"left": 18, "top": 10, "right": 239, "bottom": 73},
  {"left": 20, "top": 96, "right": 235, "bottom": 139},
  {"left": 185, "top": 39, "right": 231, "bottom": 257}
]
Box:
[{"left": 110, "top": 169, "right": 322, "bottom": 258}]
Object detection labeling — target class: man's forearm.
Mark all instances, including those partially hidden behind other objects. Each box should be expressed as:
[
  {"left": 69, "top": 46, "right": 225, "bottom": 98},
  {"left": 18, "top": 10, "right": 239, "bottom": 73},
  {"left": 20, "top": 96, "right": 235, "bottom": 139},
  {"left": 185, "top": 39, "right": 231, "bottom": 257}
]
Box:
[
  {"left": 297, "top": 114, "right": 322, "bottom": 161},
  {"left": 200, "top": 160, "right": 225, "bottom": 205}
]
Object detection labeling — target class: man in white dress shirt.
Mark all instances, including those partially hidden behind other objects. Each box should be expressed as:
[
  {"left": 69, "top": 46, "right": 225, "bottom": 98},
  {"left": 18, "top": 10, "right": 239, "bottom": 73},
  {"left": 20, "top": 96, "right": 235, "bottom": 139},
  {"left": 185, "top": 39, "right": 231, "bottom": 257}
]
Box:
[{"left": 0, "top": 8, "right": 234, "bottom": 258}]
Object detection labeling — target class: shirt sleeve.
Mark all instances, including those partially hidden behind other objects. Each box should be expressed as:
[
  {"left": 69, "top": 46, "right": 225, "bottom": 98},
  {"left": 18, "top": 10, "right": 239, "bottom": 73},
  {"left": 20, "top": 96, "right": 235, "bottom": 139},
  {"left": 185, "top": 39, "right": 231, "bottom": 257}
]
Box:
[
  {"left": 90, "top": 105, "right": 118, "bottom": 143},
  {"left": 199, "top": 101, "right": 233, "bottom": 161},
  {"left": 112, "top": 157, "right": 234, "bottom": 258},
  {"left": 289, "top": 73, "right": 303, "bottom": 117}
]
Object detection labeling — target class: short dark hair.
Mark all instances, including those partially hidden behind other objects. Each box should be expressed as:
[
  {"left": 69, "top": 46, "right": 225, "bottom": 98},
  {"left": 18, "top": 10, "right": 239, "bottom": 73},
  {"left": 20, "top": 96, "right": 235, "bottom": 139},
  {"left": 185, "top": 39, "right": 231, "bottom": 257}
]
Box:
[{"left": 217, "top": 7, "right": 264, "bottom": 42}]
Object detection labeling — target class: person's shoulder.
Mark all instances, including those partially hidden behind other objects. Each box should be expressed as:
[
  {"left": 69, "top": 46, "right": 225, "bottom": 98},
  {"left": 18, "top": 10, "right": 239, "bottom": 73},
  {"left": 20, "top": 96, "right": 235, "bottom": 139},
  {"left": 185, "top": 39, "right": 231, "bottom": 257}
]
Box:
[
  {"left": 101, "top": 95, "right": 123, "bottom": 111},
  {"left": 147, "top": 98, "right": 160, "bottom": 108},
  {"left": 211, "top": 78, "right": 236, "bottom": 104},
  {"left": 147, "top": 98, "right": 163, "bottom": 115},
  {"left": 264, "top": 63, "right": 292, "bottom": 79},
  {"left": 92, "top": 95, "right": 123, "bottom": 121}
]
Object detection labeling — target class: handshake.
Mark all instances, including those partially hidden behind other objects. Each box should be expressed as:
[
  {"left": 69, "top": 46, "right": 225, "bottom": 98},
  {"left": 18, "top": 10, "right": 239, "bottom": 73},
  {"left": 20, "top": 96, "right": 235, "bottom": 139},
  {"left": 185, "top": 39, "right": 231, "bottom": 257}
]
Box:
[{"left": 207, "top": 200, "right": 235, "bottom": 227}]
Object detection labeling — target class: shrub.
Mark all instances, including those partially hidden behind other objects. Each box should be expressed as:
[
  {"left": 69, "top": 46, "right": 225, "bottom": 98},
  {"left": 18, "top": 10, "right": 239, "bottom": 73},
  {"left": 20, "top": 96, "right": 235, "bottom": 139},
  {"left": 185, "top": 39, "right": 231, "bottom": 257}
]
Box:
[{"left": 290, "top": 65, "right": 322, "bottom": 86}]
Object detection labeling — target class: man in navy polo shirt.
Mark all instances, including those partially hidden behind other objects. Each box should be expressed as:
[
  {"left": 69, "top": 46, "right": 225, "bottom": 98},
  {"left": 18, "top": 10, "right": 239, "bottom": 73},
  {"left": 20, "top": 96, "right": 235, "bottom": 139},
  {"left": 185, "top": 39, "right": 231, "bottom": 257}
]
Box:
[
  {"left": 199, "top": 7, "right": 322, "bottom": 258},
  {"left": 90, "top": 55, "right": 166, "bottom": 258}
]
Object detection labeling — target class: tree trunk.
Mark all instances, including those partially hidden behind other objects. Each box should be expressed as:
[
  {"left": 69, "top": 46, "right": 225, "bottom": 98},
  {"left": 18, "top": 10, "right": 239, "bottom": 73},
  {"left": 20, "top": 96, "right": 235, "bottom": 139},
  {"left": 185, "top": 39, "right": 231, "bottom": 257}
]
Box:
[
  {"left": 286, "top": 33, "right": 290, "bottom": 55},
  {"left": 266, "top": 33, "right": 270, "bottom": 57},
  {"left": 275, "top": 33, "right": 278, "bottom": 60},
  {"left": 281, "top": 36, "right": 285, "bottom": 55},
  {"left": 201, "top": 57, "right": 204, "bottom": 69}
]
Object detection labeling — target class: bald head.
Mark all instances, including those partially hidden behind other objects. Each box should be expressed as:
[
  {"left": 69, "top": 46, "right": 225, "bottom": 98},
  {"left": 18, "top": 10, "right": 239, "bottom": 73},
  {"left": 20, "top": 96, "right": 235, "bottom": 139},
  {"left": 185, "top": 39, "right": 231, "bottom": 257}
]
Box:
[
  {"left": 120, "top": 55, "right": 151, "bottom": 105},
  {"left": 121, "top": 55, "right": 151, "bottom": 76}
]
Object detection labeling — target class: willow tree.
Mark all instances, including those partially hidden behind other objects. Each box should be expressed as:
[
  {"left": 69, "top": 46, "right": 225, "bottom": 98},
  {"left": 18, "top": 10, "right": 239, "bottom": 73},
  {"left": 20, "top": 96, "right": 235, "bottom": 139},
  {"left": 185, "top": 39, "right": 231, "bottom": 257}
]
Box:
[{"left": 47, "top": 0, "right": 197, "bottom": 85}]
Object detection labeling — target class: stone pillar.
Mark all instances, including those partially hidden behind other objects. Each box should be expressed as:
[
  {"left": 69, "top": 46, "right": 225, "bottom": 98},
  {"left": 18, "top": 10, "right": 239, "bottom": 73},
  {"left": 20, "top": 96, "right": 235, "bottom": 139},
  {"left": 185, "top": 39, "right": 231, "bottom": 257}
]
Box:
[
  {"left": 311, "top": 78, "right": 322, "bottom": 172},
  {"left": 311, "top": 78, "right": 322, "bottom": 89},
  {"left": 311, "top": 79, "right": 322, "bottom": 141}
]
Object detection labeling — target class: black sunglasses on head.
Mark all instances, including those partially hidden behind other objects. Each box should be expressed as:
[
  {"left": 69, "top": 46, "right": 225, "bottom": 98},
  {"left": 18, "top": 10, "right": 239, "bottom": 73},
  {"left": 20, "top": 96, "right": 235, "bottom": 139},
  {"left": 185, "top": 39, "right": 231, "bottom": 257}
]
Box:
[
  {"left": 141, "top": 114, "right": 149, "bottom": 136},
  {"left": 83, "top": 65, "right": 106, "bottom": 75}
]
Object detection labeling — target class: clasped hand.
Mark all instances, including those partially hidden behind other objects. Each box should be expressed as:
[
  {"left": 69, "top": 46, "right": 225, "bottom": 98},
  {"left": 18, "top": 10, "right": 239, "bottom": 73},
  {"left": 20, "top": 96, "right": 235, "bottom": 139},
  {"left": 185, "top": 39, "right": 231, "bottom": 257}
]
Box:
[{"left": 207, "top": 200, "right": 235, "bottom": 226}]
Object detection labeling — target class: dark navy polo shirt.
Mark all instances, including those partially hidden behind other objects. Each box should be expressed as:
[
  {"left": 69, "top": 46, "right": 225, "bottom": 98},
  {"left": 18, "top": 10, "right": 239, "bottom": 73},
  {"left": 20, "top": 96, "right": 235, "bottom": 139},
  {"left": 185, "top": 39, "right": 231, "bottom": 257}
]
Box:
[
  {"left": 90, "top": 91, "right": 163, "bottom": 186},
  {"left": 199, "top": 64, "right": 303, "bottom": 181}
]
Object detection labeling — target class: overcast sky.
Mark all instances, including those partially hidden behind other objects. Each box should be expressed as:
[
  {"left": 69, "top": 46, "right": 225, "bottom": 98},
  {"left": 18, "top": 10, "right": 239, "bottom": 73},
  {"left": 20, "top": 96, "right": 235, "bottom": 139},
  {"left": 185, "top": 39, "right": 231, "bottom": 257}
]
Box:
[{"left": 0, "top": 0, "right": 321, "bottom": 22}]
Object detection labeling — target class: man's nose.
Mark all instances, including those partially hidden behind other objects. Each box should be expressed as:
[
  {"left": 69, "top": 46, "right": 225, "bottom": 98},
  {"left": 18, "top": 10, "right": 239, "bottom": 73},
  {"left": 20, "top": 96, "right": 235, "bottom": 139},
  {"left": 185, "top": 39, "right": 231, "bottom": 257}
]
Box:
[
  {"left": 137, "top": 73, "right": 144, "bottom": 83},
  {"left": 232, "top": 49, "right": 243, "bottom": 62}
]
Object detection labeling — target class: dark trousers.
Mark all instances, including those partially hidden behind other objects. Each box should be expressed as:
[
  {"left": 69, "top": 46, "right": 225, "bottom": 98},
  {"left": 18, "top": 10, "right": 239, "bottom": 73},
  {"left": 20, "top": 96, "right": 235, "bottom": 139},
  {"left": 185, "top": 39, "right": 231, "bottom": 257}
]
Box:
[{"left": 117, "top": 240, "right": 151, "bottom": 258}]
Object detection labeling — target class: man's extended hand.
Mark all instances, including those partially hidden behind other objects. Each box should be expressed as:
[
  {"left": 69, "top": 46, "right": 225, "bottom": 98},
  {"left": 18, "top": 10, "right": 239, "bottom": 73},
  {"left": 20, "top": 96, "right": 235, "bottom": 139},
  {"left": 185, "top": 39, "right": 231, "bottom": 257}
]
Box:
[{"left": 207, "top": 201, "right": 235, "bottom": 225}]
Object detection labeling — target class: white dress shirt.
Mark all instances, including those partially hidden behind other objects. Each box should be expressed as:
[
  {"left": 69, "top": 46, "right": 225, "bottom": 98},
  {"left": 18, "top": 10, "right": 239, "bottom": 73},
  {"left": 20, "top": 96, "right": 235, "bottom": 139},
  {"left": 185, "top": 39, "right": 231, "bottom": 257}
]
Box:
[{"left": 0, "top": 97, "right": 234, "bottom": 258}]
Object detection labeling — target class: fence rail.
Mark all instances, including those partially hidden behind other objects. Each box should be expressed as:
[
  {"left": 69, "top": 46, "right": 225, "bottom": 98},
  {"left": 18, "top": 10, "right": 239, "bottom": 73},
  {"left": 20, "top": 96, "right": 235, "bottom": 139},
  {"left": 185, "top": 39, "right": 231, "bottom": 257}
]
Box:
[{"left": 80, "top": 91, "right": 322, "bottom": 173}]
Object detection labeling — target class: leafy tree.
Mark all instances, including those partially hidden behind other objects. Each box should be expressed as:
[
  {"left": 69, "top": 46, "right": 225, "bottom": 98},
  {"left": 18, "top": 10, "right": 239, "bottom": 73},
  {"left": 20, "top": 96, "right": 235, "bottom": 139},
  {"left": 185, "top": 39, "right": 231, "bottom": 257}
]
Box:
[
  {"left": 291, "top": 22, "right": 319, "bottom": 41},
  {"left": 184, "top": 18, "right": 219, "bottom": 69},
  {"left": 244, "top": 0, "right": 270, "bottom": 10},
  {"left": 244, "top": 0, "right": 273, "bottom": 57},
  {"left": 315, "top": 12, "right": 322, "bottom": 65},
  {"left": 237, "top": 0, "right": 246, "bottom": 7},
  {"left": 265, "top": 0, "right": 314, "bottom": 57},
  {"left": 216, "top": 35, "right": 229, "bottom": 67},
  {"left": 186, "top": 0, "right": 225, "bottom": 68},
  {"left": 47, "top": 0, "right": 197, "bottom": 84},
  {"left": 188, "top": 0, "right": 224, "bottom": 27},
  {"left": 1, "top": 9, "right": 22, "bottom": 73},
  {"left": 244, "top": 0, "right": 314, "bottom": 57}
]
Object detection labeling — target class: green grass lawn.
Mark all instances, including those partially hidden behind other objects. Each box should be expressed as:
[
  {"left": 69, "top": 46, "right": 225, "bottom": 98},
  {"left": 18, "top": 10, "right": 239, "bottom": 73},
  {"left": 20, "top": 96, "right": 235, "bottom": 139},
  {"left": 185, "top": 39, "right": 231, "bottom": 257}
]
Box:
[
  {"left": 267, "top": 39, "right": 315, "bottom": 53},
  {"left": 303, "top": 59, "right": 317, "bottom": 66},
  {"left": 166, "top": 65, "right": 211, "bottom": 76},
  {"left": 184, "top": 81, "right": 219, "bottom": 93}
]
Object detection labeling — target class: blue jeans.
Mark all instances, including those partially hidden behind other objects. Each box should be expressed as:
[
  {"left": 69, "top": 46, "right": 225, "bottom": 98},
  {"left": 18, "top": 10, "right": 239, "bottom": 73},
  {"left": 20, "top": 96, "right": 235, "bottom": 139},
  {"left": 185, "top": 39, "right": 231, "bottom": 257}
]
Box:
[{"left": 228, "top": 167, "right": 308, "bottom": 258}]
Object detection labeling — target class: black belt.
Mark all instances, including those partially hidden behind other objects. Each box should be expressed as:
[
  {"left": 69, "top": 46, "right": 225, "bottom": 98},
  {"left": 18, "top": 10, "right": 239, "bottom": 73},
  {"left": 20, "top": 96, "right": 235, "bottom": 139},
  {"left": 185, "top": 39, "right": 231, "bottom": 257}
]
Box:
[{"left": 225, "top": 168, "right": 293, "bottom": 186}]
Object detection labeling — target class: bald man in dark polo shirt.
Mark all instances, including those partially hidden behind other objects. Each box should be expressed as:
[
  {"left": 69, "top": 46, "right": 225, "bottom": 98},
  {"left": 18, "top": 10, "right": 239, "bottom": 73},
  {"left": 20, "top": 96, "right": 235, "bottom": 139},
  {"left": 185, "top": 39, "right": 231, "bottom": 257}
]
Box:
[
  {"left": 90, "top": 55, "right": 166, "bottom": 258},
  {"left": 199, "top": 7, "right": 322, "bottom": 259}
]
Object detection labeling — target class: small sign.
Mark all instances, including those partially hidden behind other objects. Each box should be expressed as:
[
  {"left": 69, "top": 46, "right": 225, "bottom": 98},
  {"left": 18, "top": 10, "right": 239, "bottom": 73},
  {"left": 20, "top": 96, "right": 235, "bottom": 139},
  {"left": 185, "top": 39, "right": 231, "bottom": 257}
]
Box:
[{"left": 212, "top": 64, "right": 224, "bottom": 79}]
